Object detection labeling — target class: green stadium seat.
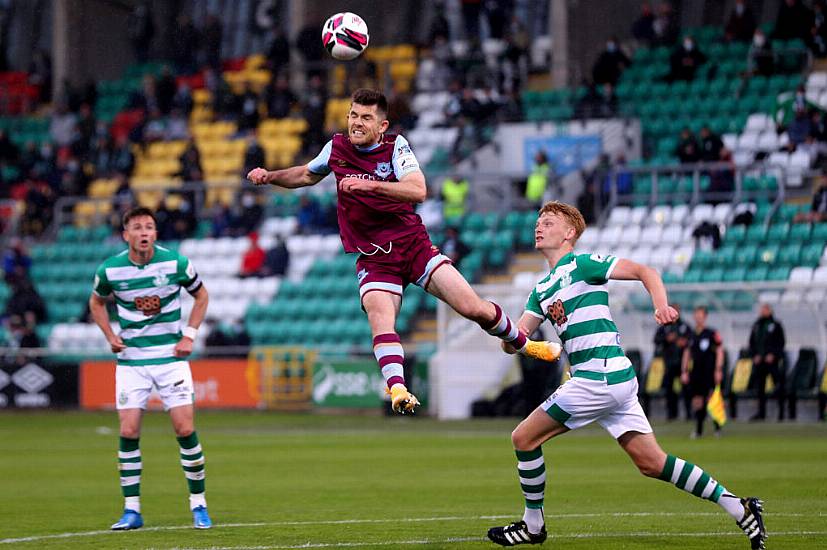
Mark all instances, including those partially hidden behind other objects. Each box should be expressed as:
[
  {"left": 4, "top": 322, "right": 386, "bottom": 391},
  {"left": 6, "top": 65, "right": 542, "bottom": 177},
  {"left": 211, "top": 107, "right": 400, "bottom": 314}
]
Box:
[
  {"left": 777, "top": 244, "right": 801, "bottom": 266},
  {"left": 800, "top": 244, "right": 824, "bottom": 267},
  {"left": 701, "top": 268, "right": 725, "bottom": 283},
  {"left": 682, "top": 270, "right": 702, "bottom": 284},
  {"left": 745, "top": 224, "right": 767, "bottom": 243},
  {"left": 723, "top": 225, "right": 746, "bottom": 243},
  {"left": 715, "top": 245, "right": 738, "bottom": 267},
  {"left": 734, "top": 244, "right": 758, "bottom": 265},
  {"left": 745, "top": 266, "right": 769, "bottom": 282},
  {"left": 723, "top": 266, "right": 747, "bottom": 282},
  {"left": 776, "top": 203, "right": 801, "bottom": 222},
  {"left": 766, "top": 223, "right": 790, "bottom": 243},
  {"left": 812, "top": 223, "right": 827, "bottom": 242},
  {"left": 756, "top": 245, "right": 780, "bottom": 264},
  {"left": 768, "top": 266, "right": 791, "bottom": 281},
  {"left": 692, "top": 249, "right": 715, "bottom": 268},
  {"left": 789, "top": 223, "right": 812, "bottom": 242}
]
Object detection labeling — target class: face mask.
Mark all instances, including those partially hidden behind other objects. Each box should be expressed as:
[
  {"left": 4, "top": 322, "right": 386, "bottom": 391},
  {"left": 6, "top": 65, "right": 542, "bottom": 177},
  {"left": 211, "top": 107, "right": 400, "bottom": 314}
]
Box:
[
  {"left": 607, "top": 42, "right": 616, "bottom": 52},
  {"left": 242, "top": 195, "right": 255, "bottom": 208},
  {"left": 754, "top": 35, "right": 765, "bottom": 47},
  {"left": 736, "top": 4, "right": 745, "bottom": 15},
  {"left": 683, "top": 40, "right": 693, "bottom": 50}
]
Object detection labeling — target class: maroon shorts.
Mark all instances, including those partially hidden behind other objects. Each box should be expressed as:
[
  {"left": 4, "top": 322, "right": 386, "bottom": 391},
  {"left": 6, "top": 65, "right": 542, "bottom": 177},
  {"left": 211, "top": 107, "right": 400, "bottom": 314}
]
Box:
[{"left": 355, "top": 228, "right": 452, "bottom": 301}]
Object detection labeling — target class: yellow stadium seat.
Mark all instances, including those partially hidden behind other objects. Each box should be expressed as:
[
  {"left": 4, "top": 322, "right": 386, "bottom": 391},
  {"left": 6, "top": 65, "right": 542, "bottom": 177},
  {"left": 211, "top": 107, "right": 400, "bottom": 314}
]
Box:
[
  {"left": 245, "top": 54, "right": 267, "bottom": 71},
  {"left": 192, "top": 88, "right": 212, "bottom": 105},
  {"left": 392, "top": 44, "right": 417, "bottom": 59},
  {"left": 136, "top": 190, "right": 164, "bottom": 209}
]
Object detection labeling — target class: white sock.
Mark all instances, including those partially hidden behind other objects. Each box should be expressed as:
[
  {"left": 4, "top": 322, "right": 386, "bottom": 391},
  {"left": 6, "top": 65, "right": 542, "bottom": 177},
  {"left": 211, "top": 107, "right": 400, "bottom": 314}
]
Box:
[
  {"left": 124, "top": 496, "right": 141, "bottom": 513},
  {"left": 718, "top": 492, "right": 745, "bottom": 520},
  {"left": 522, "top": 507, "right": 544, "bottom": 534},
  {"left": 189, "top": 492, "right": 207, "bottom": 510}
]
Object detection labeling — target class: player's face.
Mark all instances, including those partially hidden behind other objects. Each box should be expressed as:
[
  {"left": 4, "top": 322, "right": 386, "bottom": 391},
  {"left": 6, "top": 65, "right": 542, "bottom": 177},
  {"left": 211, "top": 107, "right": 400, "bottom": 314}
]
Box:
[
  {"left": 534, "top": 213, "right": 573, "bottom": 250},
  {"left": 694, "top": 308, "right": 707, "bottom": 326},
  {"left": 123, "top": 215, "right": 157, "bottom": 255},
  {"left": 347, "top": 102, "right": 389, "bottom": 146}
]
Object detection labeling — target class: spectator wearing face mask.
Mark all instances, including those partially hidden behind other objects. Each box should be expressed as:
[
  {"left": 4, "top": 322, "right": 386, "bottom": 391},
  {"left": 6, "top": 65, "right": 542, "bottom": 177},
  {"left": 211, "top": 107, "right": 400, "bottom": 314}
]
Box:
[
  {"left": 592, "top": 37, "right": 630, "bottom": 86},
  {"left": 725, "top": 0, "right": 757, "bottom": 43},
  {"left": 747, "top": 29, "right": 774, "bottom": 76},
  {"left": 668, "top": 36, "right": 707, "bottom": 82}
]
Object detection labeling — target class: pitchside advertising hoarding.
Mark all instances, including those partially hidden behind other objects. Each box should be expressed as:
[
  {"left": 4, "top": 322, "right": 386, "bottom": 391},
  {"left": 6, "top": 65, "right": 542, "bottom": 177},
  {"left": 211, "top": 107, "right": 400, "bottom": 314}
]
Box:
[
  {"left": 79, "top": 350, "right": 429, "bottom": 410},
  {"left": 0, "top": 358, "right": 79, "bottom": 408}
]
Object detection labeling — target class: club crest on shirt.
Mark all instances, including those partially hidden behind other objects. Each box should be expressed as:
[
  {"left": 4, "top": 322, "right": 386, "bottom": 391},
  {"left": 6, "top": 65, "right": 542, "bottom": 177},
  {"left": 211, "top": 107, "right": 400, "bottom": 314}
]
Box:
[
  {"left": 374, "top": 162, "right": 392, "bottom": 178},
  {"left": 153, "top": 273, "right": 169, "bottom": 287},
  {"left": 559, "top": 271, "right": 572, "bottom": 289}
]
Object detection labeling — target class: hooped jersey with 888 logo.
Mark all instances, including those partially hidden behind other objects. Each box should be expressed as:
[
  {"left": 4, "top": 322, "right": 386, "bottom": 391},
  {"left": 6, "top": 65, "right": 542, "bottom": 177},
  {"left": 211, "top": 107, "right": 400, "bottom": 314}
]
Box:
[
  {"left": 93, "top": 245, "right": 202, "bottom": 366},
  {"left": 525, "top": 251, "right": 632, "bottom": 376}
]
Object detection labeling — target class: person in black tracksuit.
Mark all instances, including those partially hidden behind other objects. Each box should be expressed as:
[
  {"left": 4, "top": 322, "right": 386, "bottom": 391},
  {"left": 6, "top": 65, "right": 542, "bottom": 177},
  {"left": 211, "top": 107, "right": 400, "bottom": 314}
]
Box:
[
  {"left": 682, "top": 306, "right": 724, "bottom": 438},
  {"left": 654, "top": 304, "right": 691, "bottom": 420},
  {"left": 748, "top": 303, "right": 786, "bottom": 421}
]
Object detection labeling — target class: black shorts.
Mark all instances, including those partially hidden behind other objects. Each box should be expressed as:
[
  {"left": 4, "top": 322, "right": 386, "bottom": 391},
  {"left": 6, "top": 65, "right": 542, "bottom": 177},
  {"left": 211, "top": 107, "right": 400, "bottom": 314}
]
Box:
[{"left": 688, "top": 367, "right": 715, "bottom": 397}]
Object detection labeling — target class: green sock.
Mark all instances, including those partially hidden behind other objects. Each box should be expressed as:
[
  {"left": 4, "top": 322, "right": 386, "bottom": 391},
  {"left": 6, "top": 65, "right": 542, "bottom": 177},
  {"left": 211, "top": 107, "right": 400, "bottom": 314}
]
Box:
[
  {"left": 177, "top": 432, "right": 205, "bottom": 494},
  {"left": 659, "top": 454, "right": 743, "bottom": 520},
  {"left": 118, "top": 437, "right": 141, "bottom": 499}
]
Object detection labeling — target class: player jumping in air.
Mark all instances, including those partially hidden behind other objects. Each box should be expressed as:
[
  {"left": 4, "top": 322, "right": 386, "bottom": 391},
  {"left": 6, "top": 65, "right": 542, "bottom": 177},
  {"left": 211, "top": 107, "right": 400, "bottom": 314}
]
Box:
[
  {"left": 89, "top": 207, "right": 212, "bottom": 530},
  {"left": 247, "top": 88, "right": 561, "bottom": 414},
  {"left": 485, "top": 202, "right": 766, "bottom": 549}
]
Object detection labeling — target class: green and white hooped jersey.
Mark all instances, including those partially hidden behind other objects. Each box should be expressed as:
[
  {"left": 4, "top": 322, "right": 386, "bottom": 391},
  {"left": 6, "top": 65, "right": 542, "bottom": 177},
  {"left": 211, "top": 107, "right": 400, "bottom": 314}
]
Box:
[
  {"left": 93, "top": 245, "right": 202, "bottom": 366},
  {"left": 525, "top": 251, "right": 632, "bottom": 377}
]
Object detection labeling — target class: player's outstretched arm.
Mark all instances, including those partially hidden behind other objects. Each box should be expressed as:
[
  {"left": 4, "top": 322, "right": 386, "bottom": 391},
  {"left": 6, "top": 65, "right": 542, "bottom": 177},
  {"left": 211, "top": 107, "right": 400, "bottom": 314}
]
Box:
[
  {"left": 502, "top": 312, "right": 543, "bottom": 354},
  {"left": 247, "top": 164, "right": 325, "bottom": 189},
  {"left": 340, "top": 169, "right": 427, "bottom": 203},
  {"left": 610, "top": 258, "right": 678, "bottom": 325}
]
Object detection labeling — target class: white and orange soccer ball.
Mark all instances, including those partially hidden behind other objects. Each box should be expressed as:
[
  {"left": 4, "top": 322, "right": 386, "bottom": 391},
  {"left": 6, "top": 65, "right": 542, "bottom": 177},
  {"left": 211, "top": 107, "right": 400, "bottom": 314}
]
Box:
[{"left": 321, "top": 12, "right": 369, "bottom": 61}]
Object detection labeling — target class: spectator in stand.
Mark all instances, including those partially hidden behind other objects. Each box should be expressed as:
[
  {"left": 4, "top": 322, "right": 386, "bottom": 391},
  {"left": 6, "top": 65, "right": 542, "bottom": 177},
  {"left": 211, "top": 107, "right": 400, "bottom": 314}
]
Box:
[
  {"left": 794, "top": 178, "right": 827, "bottom": 222},
  {"left": 29, "top": 49, "right": 52, "bottom": 103},
  {"left": 166, "top": 108, "right": 190, "bottom": 141},
  {"left": 141, "top": 107, "right": 167, "bottom": 144},
  {"left": 237, "top": 190, "right": 263, "bottom": 234},
  {"left": 20, "top": 179, "right": 55, "bottom": 237},
  {"left": 0, "top": 129, "right": 18, "bottom": 166},
  {"left": 300, "top": 74, "right": 328, "bottom": 155},
  {"left": 295, "top": 17, "right": 326, "bottom": 78},
  {"left": 441, "top": 173, "right": 469, "bottom": 223},
  {"left": 208, "top": 203, "right": 233, "bottom": 237},
  {"left": 461, "top": 0, "right": 482, "bottom": 40},
  {"left": 296, "top": 194, "right": 321, "bottom": 234},
  {"left": 773, "top": 0, "right": 813, "bottom": 42},
  {"left": 441, "top": 226, "right": 471, "bottom": 270},
  {"left": 788, "top": 104, "right": 813, "bottom": 145},
  {"left": 809, "top": 19, "right": 827, "bottom": 58},
  {"left": 576, "top": 180, "right": 598, "bottom": 224},
  {"left": 725, "top": 0, "right": 756, "bottom": 43},
  {"left": 266, "top": 27, "right": 291, "bottom": 73},
  {"left": 592, "top": 37, "right": 630, "bottom": 86},
  {"left": 652, "top": 1, "right": 679, "bottom": 46},
  {"left": 239, "top": 232, "right": 266, "bottom": 277},
  {"left": 525, "top": 150, "right": 550, "bottom": 207},
  {"left": 112, "top": 173, "right": 135, "bottom": 211},
  {"left": 130, "top": 74, "right": 159, "bottom": 112},
  {"left": 173, "top": 13, "right": 200, "bottom": 75},
  {"left": 631, "top": 2, "right": 655, "bottom": 45},
  {"left": 75, "top": 103, "right": 97, "bottom": 156},
  {"left": 202, "top": 14, "right": 223, "bottom": 70},
  {"left": 675, "top": 128, "right": 700, "bottom": 163},
  {"left": 156, "top": 66, "right": 177, "bottom": 115},
  {"left": 4, "top": 276, "right": 46, "bottom": 326},
  {"left": 428, "top": 1, "right": 451, "bottom": 43},
  {"left": 111, "top": 134, "right": 135, "bottom": 176},
  {"left": 262, "top": 236, "right": 290, "bottom": 277},
  {"left": 238, "top": 83, "right": 261, "bottom": 131},
  {"left": 242, "top": 133, "right": 266, "bottom": 178},
  {"left": 264, "top": 75, "right": 297, "bottom": 119},
  {"left": 49, "top": 102, "right": 77, "bottom": 147},
  {"left": 3, "top": 238, "right": 31, "bottom": 280},
  {"left": 128, "top": 1, "right": 154, "bottom": 63},
  {"left": 667, "top": 35, "right": 707, "bottom": 82},
  {"left": 709, "top": 148, "right": 736, "bottom": 197},
  {"left": 5, "top": 313, "right": 40, "bottom": 349},
  {"left": 747, "top": 29, "right": 775, "bottom": 76},
  {"left": 748, "top": 303, "right": 786, "bottom": 422},
  {"left": 177, "top": 139, "right": 203, "bottom": 181},
  {"left": 699, "top": 125, "right": 723, "bottom": 162},
  {"left": 692, "top": 219, "right": 721, "bottom": 251}
]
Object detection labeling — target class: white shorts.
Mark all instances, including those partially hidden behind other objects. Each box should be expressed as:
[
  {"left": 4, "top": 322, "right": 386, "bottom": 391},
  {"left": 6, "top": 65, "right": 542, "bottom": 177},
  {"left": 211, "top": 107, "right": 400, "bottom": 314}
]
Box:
[
  {"left": 541, "top": 375, "right": 652, "bottom": 439},
  {"left": 115, "top": 361, "right": 195, "bottom": 411}
]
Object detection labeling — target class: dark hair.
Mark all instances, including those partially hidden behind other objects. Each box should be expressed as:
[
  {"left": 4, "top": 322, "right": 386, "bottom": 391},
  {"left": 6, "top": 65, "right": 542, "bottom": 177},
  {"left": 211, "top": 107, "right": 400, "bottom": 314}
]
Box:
[
  {"left": 351, "top": 88, "right": 388, "bottom": 117},
  {"left": 694, "top": 305, "right": 708, "bottom": 314},
  {"left": 122, "top": 206, "right": 157, "bottom": 228}
]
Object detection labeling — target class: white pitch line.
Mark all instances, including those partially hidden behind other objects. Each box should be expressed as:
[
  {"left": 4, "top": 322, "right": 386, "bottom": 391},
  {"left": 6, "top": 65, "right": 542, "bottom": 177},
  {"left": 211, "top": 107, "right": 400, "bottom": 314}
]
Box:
[
  {"left": 2, "top": 512, "right": 824, "bottom": 545},
  {"left": 152, "top": 531, "right": 827, "bottom": 550}
]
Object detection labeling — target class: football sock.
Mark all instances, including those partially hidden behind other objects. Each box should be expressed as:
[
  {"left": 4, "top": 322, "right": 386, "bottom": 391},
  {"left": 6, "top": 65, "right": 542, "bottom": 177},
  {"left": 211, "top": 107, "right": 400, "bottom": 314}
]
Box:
[
  {"left": 178, "top": 432, "right": 206, "bottom": 495},
  {"left": 695, "top": 409, "right": 705, "bottom": 436},
  {"left": 189, "top": 492, "right": 207, "bottom": 510},
  {"left": 118, "top": 437, "right": 141, "bottom": 505},
  {"left": 373, "top": 333, "right": 405, "bottom": 388},
  {"left": 659, "top": 454, "right": 744, "bottom": 520},
  {"left": 516, "top": 448, "right": 546, "bottom": 533},
  {"left": 483, "top": 302, "right": 528, "bottom": 350}
]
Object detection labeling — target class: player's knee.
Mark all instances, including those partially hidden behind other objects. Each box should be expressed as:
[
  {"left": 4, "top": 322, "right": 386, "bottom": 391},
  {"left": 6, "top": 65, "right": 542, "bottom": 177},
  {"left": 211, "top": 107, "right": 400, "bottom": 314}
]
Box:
[
  {"left": 174, "top": 425, "right": 194, "bottom": 438},
  {"left": 511, "top": 428, "right": 534, "bottom": 451},
  {"left": 120, "top": 426, "right": 140, "bottom": 439}
]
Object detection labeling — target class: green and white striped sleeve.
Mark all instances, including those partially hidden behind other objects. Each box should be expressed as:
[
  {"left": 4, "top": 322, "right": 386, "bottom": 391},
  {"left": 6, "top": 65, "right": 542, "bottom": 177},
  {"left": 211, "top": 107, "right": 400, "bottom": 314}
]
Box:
[
  {"left": 92, "top": 263, "right": 112, "bottom": 297},
  {"left": 525, "top": 288, "right": 545, "bottom": 320}
]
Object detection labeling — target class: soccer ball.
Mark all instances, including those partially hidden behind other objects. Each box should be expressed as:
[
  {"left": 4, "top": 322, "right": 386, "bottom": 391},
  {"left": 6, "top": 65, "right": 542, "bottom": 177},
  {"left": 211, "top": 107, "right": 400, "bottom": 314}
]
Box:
[{"left": 321, "top": 12, "right": 369, "bottom": 61}]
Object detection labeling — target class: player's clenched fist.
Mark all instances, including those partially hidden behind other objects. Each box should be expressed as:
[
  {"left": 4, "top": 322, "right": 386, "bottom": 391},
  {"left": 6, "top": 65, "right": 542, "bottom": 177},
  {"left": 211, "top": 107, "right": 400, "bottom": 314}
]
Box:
[
  {"left": 654, "top": 306, "right": 679, "bottom": 325},
  {"left": 247, "top": 167, "right": 270, "bottom": 185}
]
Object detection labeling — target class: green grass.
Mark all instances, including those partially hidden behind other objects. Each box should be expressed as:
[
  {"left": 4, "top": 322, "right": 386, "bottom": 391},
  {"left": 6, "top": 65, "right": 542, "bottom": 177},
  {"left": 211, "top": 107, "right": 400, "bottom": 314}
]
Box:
[{"left": 0, "top": 411, "right": 825, "bottom": 549}]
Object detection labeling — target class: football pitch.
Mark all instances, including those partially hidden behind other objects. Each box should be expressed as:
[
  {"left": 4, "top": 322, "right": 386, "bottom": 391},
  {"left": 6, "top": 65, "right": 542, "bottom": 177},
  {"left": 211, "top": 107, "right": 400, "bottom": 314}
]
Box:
[{"left": 1, "top": 411, "right": 825, "bottom": 549}]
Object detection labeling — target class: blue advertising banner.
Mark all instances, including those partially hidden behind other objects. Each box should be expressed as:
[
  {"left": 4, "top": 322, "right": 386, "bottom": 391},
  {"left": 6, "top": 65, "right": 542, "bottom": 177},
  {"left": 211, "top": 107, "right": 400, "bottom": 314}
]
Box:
[{"left": 524, "top": 135, "right": 602, "bottom": 176}]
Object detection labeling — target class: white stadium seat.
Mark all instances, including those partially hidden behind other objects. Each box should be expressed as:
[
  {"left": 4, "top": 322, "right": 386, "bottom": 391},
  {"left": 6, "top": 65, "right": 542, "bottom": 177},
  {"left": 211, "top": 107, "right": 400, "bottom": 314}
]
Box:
[
  {"left": 722, "top": 133, "right": 738, "bottom": 151},
  {"left": 623, "top": 225, "right": 642, "bottom": 244},
  {"left": 639, "top": 225, "right": 662, "bottom": 246},
  {"left": 670, "top": 204, "right": 690, "bottom": 225},
  {"left": 758, "top": 291, "right": 781, "bottom": 304},
  {"left": 649, "top": 205, "right": 671, "bottom": 226},
  {"left": 577, "top": 227, "right": 600, "bottom": 248},
  {"left": 628, "top": 245, "right": 652, "bottom": 265},
  {"left": 513, "top": 271, "right": 540, "bottom": 288},
  {"left": 691, "top": 204, "right": 714, "bottom": 224},
  {"left": 601, "top": 225, "right": 624, "bottom": 247},
  {"left": 671, "top": 245, "right": 694, "bottom": 270},
  {"left": 745, "top": 113, "right": 772, "bottom": 133},
  {"left": 757, "top": 131, "right": 779, "bottom": 151},
  {"left": 660, "top": 224, "right": 683, "bottom": 245},
  {"left": 608, "top": 206, "right": 631, "bottom": 226},
  {"left": 649, "top": 245, "right": 673, "bottom": 269},
  {"left": 630, "top": 206, "right": 648, "bottom": 225},
  {"left": 814, "top": 266, "right": 827, "bottom": 282},
  {"left": 789, "top": 267, "right": 814, "bottom": 284},
  {"left": 807, "top": 71, "right": 827, "bottom": 90},
  {"left": 780, "top": 290, "right": 803, "bottom": 305},
  {"left": 712, "top": 203, "right": 732, "bottom": 225},
  {"left": 738, "top": 131, "right": 760, "bottom": 152}
]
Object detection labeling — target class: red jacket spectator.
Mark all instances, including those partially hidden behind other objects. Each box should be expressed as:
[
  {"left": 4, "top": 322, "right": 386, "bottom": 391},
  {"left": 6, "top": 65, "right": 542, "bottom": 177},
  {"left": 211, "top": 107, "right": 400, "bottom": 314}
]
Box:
[{"left": 239, "top": 232, "right": 266, "bottom": 277}]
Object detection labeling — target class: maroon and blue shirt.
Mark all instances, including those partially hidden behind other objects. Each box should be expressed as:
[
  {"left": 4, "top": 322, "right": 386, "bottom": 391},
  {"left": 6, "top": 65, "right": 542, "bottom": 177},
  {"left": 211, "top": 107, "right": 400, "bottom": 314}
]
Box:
[{"left": 308, "top": 133, "right": 425, "bottom": 254}]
